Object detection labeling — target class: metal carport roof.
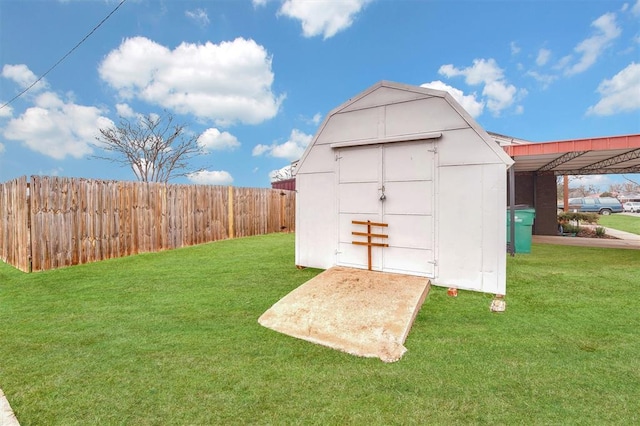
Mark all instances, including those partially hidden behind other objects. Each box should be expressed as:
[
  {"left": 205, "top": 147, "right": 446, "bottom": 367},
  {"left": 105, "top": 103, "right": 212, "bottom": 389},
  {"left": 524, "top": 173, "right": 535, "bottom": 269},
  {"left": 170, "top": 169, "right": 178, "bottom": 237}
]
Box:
[{"left": 503, "top": 134, "right": 640, "bottom": 175}]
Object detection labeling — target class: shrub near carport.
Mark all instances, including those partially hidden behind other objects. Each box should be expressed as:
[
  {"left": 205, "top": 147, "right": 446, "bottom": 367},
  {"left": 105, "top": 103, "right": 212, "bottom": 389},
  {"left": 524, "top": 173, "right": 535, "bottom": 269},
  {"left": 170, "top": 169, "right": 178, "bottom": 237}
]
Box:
[{"left": 557, "top": 211, "right": 600, "bottom": 235}]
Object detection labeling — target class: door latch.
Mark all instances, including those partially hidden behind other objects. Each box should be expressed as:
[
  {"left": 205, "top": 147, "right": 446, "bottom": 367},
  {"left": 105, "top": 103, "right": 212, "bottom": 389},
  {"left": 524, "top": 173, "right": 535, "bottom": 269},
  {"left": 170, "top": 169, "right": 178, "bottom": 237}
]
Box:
[{"left": 379, "top": 185, "right": 386, "bottom": 201}]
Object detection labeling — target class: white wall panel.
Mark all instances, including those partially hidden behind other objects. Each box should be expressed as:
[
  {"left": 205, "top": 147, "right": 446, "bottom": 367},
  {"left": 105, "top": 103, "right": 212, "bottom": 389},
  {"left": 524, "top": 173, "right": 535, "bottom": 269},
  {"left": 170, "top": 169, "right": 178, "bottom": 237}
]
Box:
[
  {"left": 439, "top": 128, "right": 506, "bottom": 166},
  {"left": 338, "top": 145, "right": 380, "bottom": 183},
  {"left": 315, "top": 108, "right": 380, "bottom": 144},
  {"left": 436, "top": 165, "right": 484, "bottom": 289},
  {"left": 384, "top": 181, "right": 433, "bottom": 215},
  {"left": 338, "top": 182, "right": 379, "bottom": 214},
  {"left": 337, "top": 241, "right": 383, "bottom": 270},
  {"left": 383, "top": 141, "right": 433, "bottom": 181},
  {"left": 383, "top": 246, "right": 434, "bottom": 277},
  {"left": 385, "top": 97, "right": 468, "bottom": 137},
  {"left": 480, "top": 164, "right": 508, "bottom": 294},
  {"left": 338, "top": 213, "right": 383, "bottom": 242},
  {"left": 295, "top": 173, "right": 336, "bottom": 269},
  {"left": 297, "top": 144, "right": 335, "bottom": 174},
  {"left": 341, "top": 86, "right": 427, "bottom": 112},
  {"left": 384, "top": 214, "right": 432, "bottom": 250}
]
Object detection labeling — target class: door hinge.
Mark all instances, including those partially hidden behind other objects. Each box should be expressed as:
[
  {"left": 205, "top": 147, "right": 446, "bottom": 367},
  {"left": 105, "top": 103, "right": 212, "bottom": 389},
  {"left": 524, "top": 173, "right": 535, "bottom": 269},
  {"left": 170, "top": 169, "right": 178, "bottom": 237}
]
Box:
[
  {"left": 335, "top": 154, "right": 342, "bottom": 161},
  {"left": 428, "top": 146, "right": 438, "bottom": 153}
]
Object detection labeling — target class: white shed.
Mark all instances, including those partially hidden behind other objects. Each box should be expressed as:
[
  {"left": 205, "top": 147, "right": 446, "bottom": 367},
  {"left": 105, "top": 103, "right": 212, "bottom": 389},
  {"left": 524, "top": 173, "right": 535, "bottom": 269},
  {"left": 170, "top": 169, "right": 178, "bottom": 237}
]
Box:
[{"left": 294, "top": 81, "right": 514, "bottom": 295}]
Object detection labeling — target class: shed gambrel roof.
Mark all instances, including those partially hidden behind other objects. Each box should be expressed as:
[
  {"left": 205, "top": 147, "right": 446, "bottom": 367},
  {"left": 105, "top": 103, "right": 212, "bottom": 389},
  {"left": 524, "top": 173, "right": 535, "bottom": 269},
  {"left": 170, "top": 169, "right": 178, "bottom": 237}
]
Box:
[{"left": 295, "top": 81, "right": 514, "bottom": 175}]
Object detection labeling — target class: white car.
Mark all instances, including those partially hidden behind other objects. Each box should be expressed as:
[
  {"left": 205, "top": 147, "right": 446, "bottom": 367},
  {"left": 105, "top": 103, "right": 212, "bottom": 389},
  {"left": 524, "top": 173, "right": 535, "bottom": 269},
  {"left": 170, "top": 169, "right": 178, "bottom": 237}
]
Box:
[{"left": 623, "top": 201, "right": 640, "bottom": 212}]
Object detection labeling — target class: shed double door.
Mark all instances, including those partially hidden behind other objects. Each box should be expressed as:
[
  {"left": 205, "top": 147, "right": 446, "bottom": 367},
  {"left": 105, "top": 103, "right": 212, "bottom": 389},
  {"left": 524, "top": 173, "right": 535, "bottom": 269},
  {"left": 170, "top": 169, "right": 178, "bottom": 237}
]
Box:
[{"left": 336, "top": 140, "right": 436, "bottom": 277}]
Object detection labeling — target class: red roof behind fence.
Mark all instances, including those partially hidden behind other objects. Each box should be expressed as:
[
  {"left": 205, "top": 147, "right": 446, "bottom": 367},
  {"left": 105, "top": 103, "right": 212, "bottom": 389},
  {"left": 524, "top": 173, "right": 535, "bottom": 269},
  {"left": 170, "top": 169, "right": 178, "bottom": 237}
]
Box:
[{"left": 271, "top": 178, "right": 296, "bottom": 191}]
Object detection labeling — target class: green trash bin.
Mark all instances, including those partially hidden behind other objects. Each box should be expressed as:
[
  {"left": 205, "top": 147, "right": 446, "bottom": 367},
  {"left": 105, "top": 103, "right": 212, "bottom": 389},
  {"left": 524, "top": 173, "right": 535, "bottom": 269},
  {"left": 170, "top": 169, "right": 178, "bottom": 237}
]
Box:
[{"left": 507, "top": 208, "right": 535, "bottom": 253}]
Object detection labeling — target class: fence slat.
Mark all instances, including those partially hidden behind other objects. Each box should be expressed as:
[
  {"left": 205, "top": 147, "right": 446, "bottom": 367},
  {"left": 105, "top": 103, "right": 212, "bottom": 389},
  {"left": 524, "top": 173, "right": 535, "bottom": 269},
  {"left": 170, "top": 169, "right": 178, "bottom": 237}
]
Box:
[
  {"left": 0, "top": 177, "right": 296, "bottom": 272},
  {"left": 0, "top": 177, "right": 30, "bottom": 272}
]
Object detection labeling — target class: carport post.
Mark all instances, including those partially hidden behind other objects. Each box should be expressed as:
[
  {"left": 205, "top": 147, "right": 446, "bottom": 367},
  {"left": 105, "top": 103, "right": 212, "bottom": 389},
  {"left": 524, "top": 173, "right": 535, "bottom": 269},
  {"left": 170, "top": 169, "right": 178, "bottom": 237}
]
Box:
[
  {"left": 508, "top": 166, "right": 516, "bottom": 256},
  {"left": 563, "top": 175, "right": 569, "bottom": 211}
]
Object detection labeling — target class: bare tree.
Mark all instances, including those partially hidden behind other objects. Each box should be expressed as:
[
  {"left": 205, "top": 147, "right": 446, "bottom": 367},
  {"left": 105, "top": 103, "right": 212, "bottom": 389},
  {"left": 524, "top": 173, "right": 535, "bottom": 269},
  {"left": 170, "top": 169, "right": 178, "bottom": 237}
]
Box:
[
  {"left": 270, "top": 165, "right": 293, "bottom": 182},
  {"left": 571, "top": 183, "right": 599, "bottom": 197},
  {"left": 557, "top": 175, "right": 582, "bottom": 199},
  {"left": 94, "top": 112, "right": 204, "bottom": 183},
  {"left": 622, "top": 175, "right": 640, "bottom": 189},
  {"left": 556, "top": 176, "right": 565, "bottom": 200},
  {"left": 609, "top": 179, "right": 640, "bottom": 195},
  {"left": 608, "top": 183, "right": 623, "bottom": 194}
]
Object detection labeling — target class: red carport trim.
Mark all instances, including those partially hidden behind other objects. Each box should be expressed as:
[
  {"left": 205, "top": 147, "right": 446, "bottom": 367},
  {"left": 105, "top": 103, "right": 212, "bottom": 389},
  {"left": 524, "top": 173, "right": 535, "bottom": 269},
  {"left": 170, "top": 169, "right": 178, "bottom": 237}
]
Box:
[{"left": 504, "top": 134, "right": 640, "bottom": 156}]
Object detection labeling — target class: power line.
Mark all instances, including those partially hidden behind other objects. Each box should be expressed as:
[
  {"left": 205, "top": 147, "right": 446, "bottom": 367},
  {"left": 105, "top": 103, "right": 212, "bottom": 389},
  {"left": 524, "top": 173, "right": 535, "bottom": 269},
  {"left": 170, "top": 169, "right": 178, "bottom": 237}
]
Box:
[{"left": 0, "top": 0, "right": 128, "bottom": 111}]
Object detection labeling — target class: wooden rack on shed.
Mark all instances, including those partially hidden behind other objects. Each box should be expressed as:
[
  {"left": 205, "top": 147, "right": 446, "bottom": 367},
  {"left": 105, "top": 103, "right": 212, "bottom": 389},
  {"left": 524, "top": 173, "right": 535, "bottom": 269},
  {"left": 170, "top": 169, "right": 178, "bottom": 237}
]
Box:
[{"left": 351, "top": 220, "right": 389, "bottom": 271}]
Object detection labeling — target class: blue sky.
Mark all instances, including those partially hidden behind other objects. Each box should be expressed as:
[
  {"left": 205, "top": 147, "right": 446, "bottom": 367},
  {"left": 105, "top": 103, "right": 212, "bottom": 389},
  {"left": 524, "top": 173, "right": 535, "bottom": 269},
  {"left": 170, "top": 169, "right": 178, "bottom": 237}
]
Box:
[{"left": 1, "top": 0, "right": 639, "bottom": 189}]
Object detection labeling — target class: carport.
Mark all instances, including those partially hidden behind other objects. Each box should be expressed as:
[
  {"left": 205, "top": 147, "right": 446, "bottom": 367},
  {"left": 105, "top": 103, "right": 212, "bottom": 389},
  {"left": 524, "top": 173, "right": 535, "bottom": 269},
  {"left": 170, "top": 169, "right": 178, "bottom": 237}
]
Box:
[{"left": 504, "top": 134, "right": 640, "bottom": 236}]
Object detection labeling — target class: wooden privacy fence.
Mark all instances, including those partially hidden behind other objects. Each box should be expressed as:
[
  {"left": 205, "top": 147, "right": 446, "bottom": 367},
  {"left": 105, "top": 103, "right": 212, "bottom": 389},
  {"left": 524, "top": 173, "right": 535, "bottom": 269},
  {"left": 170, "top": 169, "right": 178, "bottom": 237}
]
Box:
[{"left": 0, "top": 176, "right": 296, "bottom": 272}]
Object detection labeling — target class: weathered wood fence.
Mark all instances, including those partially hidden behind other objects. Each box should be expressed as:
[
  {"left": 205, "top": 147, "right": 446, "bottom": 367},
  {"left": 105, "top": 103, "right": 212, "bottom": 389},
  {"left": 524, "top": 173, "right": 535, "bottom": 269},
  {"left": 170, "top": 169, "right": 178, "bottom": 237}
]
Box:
[{"left": 0, "top": 176, "right": 295, "bottom": 272}]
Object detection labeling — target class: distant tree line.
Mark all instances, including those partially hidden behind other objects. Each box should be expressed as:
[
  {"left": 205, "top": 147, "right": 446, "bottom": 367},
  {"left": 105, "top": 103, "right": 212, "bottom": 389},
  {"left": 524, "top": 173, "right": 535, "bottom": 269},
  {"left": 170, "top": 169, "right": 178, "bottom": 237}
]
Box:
[{"left": 557, "top": 176, "right": 640, "bottom": 200}]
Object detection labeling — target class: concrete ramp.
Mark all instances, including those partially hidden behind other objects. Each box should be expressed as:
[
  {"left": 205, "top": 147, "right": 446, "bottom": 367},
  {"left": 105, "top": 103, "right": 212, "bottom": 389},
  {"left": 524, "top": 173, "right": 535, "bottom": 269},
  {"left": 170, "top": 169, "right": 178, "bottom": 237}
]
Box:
[
  {"left": 0, "top": 388, "right": 20, "bottom": 426},
  {"left": 258, "top": 267, "right": 430, "bottom": 362}
]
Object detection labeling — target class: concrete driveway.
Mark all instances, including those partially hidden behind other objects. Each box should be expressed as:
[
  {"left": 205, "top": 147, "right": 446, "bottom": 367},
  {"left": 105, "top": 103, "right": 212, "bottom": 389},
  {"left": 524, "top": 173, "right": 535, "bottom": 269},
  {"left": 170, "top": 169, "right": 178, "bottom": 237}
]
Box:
[{"left": 533, "top": 225, "right": 640, "bottom": 249}]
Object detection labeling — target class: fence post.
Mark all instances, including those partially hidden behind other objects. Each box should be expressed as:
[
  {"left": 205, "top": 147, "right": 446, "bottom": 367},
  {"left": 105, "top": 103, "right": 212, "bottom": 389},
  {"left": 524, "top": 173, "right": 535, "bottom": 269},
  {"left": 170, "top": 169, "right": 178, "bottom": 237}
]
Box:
[
  {"left": 228, "top": 185, "right": 234, "bottom": 239},
  {"left": 279, "top": 191, "right": 286, "bottom": 231},
  {"left": 27, "top": 179, "right": 32, "bottom": 272}
]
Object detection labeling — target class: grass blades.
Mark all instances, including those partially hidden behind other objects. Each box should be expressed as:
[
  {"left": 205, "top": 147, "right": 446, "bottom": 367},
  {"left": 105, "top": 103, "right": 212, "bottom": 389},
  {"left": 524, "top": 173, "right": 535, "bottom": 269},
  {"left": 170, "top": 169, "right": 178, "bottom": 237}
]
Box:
[
  {"left": 1, "top": 234, "right": 639, "bottom": 424},
  {"left": 598, "top": 214, "right": 640, "bottom": 235}
]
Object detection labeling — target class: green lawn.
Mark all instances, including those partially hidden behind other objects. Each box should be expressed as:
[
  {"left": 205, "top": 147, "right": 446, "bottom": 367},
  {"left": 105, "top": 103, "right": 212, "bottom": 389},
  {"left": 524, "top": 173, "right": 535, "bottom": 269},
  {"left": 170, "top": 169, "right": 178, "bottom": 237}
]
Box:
[
  {"left": 1, "top": 234, "right": 639, "bottom": 424},
  {"left": 599, "top": 213, "right": 640, "bottom": 235}
]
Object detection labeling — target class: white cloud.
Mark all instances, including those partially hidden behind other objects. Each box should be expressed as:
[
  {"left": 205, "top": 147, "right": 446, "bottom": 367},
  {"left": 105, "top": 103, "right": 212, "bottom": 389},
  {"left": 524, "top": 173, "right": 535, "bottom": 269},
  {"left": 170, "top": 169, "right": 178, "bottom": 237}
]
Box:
[
  {"left": 561, "top": 12, "right": 621, "bottom": 76},
  {"left": 279, "top": 0, "right": 371, "bottom": 39},
  {"left": 187, "top": 170, "right": 233, "bottom": 185},
  {"left": 525, "top": 70, "right": 557, "bottom": 89},
  {"left": 0, "top": 103, "right": 12, "bottom": 118},
  {"left": 483, "top": 80, "right": 520, "bottom": 114},
  {"left": 131, "top": 158, "right": 156, "bottom": 181},
  {"left": 555, "top": 54, "right": 572, "bottom": 71},
  {"left": 301, "top": 112, "right": 323, "bottom": 125},
  {"left": 38, "top": 167, "right": 63, "bottom": 177},
  {"left": 1, "top": 64, "right": 47, "bottom": 92},
  {"left": 510, "top": 41, "right": 521, "bottom": 55},
  {"left": 252, "top": 129, "right": 312, "bottom": 160},
  {"left": 570, "top": 174, "right": 612, "bottom": 189},
  {"left": 99, "top": 36, "right": 284, "bottom": 126},
  {"left": 420, "top": 81, "right": 484, "bottom": 118},
  {"left": 632, "top": 0, "right": 640, "bottom": 16},
  {"left": 0, "top": 142, "right": 4, "bottom": 154},
  {"left": 197, "top": 128, "right": 240, "bottom": 151},
  {"left": 586, "top": 62, "right": 640, "bottom": 116},
  {"left": 438, "top": 59, "right": 524, "bottom": 116},
  {"left": 252, "top": 144, "right": 271, "bottom": 156},
  {"left": 252, "top": 0, "right": 269, "bottom": 6},
  {"left": 185, "top": 8, "right": 209, "bottom": 26},
  {"left": 115, "top": 103, "right": 136, "bottom": 118},
  {"left": 536, "top": 48, "right": 551, "bottom": 66},
  {"left": 440, "top": 59, "right": 503, "bottom": 85},
  {"left": 2, "top": 91, "right": 112, "bottom": 160}
]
